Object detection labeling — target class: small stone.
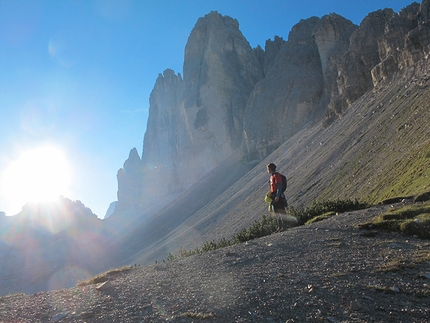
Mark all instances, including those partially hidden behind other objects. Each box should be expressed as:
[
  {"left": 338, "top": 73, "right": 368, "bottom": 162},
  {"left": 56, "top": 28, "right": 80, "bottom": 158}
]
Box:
[
  {"left": 96, "top": 280, "right": 112, "bottom": 291},
  {"left": 81, "top": 312, "right": 94, "bottom": 319},
  {"left": 350, "top": 300, "right": 362, "bottom": 311},
  {"left": 52, "top": 313, "right": 68, "bottom": 321},
  {"left": 388, "top": 243, "right": 402, "bottom": 249}
]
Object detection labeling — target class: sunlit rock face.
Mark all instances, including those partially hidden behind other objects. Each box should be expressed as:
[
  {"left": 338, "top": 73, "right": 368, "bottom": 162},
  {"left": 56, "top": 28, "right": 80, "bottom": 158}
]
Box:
[
  {"left": 329, "top": 2, "right": 428, "bottom": 118},
  {"left": 327, "top": 9, "right": 402, "bottom": 117},
  {"left": 371, "top": 1, "right": 430, "bottom": 85},
  {"left": 242, "top": 14, "right": 357, "bottom": 162}
]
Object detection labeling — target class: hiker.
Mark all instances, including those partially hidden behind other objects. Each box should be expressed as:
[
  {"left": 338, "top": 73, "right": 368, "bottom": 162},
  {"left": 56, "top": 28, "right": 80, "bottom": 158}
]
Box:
[{"left": 266, "top": 163, "right": 287, "bottom": 231}]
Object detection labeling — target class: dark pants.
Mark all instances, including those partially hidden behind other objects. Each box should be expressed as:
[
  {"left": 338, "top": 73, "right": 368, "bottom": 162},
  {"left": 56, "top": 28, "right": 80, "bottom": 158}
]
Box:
[
  {"left": 271, "top": 193, "right": 286, "bottom": 230},
  {"left": 270, "top": 193, "right": 286, "bottom": 214}
]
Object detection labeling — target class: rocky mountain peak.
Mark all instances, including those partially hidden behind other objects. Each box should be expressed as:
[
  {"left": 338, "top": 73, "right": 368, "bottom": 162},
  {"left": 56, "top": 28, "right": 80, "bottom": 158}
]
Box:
[
  {"left": 192, "top": 10, "right": 239, "bottom": 32},
  {"left": 111, "top": 10, "right": 265, "bottom": 217},
  {"left": 115, "top": 147, "right": 144, "bottom": 216},
  {"left": 114, "top": 1, "right": 430, "bottom": 221}
]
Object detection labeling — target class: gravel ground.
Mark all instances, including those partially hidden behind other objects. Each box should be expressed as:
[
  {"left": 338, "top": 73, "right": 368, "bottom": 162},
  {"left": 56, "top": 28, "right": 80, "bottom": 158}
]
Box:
[{"left": 1, "top": 203, "right": 429, "bottom": 323}]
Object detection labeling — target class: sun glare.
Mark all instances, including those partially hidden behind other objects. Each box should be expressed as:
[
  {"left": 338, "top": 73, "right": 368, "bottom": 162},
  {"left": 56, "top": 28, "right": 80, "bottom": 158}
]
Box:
[{"left": 2, "top": 146, "right": 72, "bottom": 214}]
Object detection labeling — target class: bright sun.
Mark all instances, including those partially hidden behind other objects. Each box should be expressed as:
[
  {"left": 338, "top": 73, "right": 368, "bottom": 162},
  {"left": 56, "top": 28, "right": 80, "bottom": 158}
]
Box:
[{"left": 2, "top": 145, "right": 72, "bottom": 212}]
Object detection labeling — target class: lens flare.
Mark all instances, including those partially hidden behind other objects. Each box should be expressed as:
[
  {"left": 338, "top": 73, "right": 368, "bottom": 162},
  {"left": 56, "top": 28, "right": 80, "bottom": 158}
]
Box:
[{"left": 2, "top": 145, "right": 72, "bottom": 215}]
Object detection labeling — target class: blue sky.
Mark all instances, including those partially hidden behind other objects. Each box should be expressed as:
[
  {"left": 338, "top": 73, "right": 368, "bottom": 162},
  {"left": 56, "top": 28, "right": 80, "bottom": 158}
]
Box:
[{"left": 0, "top": 0, "right": 415, "bottom": 218}]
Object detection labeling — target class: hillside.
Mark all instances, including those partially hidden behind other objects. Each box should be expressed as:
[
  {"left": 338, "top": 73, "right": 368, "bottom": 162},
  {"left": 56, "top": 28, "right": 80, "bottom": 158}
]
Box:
[
  {"left": 1, "top": 205, "right": 429, "bottom": 322},
  {"left": 113, "top": 1, "right": 428, "bottom": 219},
  {"left": 105, "top": 0, "right": 430, "bottom": 267},
  {"left": 103, "top": 60, "right": 430, "bottom": 269}
]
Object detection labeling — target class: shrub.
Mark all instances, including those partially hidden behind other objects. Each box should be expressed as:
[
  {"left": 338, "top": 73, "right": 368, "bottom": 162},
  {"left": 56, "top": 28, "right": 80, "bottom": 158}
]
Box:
[
  {"left": 232, "top": 215, "right": 278, "bottom": 243},
  {"left": 166, "top": 214, "right": 278, "bottom": 261},
  {"left": 290, "top": 199, "right": 368, "bottom": 224},
  {"left": 201, "top": 240, "right": 218, "bottom": 252},
  {"left": 166, "top": 200, "right": 368, "bottom": 262}
]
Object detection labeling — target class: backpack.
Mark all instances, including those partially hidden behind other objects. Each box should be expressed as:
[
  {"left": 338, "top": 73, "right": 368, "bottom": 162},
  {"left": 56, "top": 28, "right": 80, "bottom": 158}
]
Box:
[{"left": 275, "top": 172, "right": 287, "bottom": 193}]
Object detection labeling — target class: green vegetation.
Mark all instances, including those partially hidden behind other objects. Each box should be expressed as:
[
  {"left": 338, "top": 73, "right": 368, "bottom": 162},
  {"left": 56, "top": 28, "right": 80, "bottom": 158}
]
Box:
[
  {"left": 304, "top": 211, "right": 336, "bottom": 224},
  {"left": 76, "top": 266, "right": 134, "bottom": 286},
  {"left": 289, "top": 199, "right": 369, "bottom": 224},
  {"left": 166, "top": 214, "right": 278, "bottom": 261},
  {"left": 181, "top": 311, "right": 214, "bottom": 319},
  {"left": 76, "top": 199, "right": 430, "bottom": 291},
  {"left": 357, "top": 202, "right": 430, "bottom": 239},
  {"left": 370, "top": 145, "right": 430, "bottom": 204},
  {"left": 166, "top": 199, "right": 368, "bottom": 261},
  {"left": 232, "top": 214, "right": 278, "bottom": 243}
]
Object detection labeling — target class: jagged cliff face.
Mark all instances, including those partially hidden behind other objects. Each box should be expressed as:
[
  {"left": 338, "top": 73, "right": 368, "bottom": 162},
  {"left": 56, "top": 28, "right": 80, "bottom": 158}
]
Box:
[
  {"left": 115, "top": 1, "right": 430, "bottom": 217},
  {"left": 116, "top": 12, "right": 264, "bottom": 211},
  {"left": 142, "top": 13, "right": 263, "bottom": 194},
  {"left": 242, "top": 15, "right": 357, "bottom": 161}
]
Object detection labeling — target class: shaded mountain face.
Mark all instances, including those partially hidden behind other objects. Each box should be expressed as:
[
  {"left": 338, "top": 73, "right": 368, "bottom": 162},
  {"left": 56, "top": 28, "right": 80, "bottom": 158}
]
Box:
[
  {"left": 0, "top": 197, "right": 108, "bottom": 295},
  {"left": 115, "top": 12, "right": 264, "bottom": 215},
  {"left": 115, "top": 2, "right": 430, "bottom": 218}
]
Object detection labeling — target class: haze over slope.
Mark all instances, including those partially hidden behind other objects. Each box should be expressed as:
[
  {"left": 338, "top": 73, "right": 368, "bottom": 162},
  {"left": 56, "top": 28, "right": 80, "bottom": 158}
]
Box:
[
  {"left": 1, "top": 1, "right": 430, "bottom": 295},
  {"left": 110, "top": 58, "right": 430, "bottom": 268},
  {"left": 113, "top": 1, "right": 428, "bottom": 221},
  {"left": 107, "top": 1, "right": 430, "bottom": 267}
]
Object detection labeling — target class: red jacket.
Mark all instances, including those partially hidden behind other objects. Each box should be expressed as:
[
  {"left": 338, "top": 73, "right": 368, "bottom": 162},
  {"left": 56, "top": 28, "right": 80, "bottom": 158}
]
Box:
[{"left": 269, "top": 172, "right": 283, "bottom": 194}]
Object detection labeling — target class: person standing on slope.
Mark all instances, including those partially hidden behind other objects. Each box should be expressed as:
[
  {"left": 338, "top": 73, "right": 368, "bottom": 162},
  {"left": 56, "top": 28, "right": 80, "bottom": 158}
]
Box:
[{"left": 266, "top": 163, "right": 287, "bottom": 231}]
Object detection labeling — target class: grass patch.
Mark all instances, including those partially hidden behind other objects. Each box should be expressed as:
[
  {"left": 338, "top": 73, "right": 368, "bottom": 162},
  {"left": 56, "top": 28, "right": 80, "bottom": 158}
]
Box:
[
  {"left": 368, "top": 144, "right": 430, "bottom": 204},
  {"left": 306, "top": 211, "right": 336, "bottom": 224},
  {"left": 374, "top": 249, "right": 430, "bottom": 273},
  {"left": 413, "top": 249, "right": 430, "bottom": 263},
  {"left": 182, "top": 311, "right": 214, "bottom": 319},
  {"left": 358, "top": 202, "right": 430, "bottom": 239},
  {"left": 376, "top": 258, "right": 414, "bottom": 272},
  {"left": 76, "top": 266, "right": 134, "bottom": 286},
  {"left": 289, "top": 199, "right": 369, "bottom": 224},
  {"left": 326, "top": 241, "right": 342, "bottom": 248}
]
